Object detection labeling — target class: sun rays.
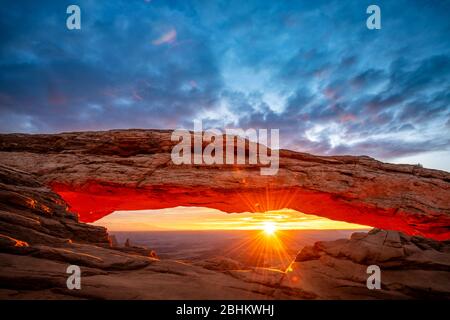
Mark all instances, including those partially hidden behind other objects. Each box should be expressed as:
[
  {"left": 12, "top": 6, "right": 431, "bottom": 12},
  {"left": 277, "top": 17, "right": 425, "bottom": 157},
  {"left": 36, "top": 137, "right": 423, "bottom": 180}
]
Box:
[
  {"left": 262, "top": 221, "right": 277, "bottom": 235},
  {"left": 93, "top": 206, "right": 371, "bottom": 231}
]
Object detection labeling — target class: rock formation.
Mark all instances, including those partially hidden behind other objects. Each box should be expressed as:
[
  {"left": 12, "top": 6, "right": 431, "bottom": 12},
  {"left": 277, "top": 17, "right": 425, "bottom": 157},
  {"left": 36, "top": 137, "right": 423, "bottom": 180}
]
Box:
[
  {"left": 0, "top": 160, "right": 449, "bottom": 299},
  {"left": 0, "top": 130, "right": 449, "bottom": 240},
  {"left": 282, "top": 229, "right": 450, "bottom": 299},
  {"left": 0, "top": 164, "right": 109, "bottom": 247},
  {"left": 0, "top": 163, "right": 274, "bottom": 299}
]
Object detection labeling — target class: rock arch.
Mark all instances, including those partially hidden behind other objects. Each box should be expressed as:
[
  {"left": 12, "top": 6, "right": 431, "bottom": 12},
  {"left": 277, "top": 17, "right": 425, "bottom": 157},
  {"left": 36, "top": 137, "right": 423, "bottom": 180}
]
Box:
[{"left": 0, "top": 130, "right": 449, "bottom": 240}]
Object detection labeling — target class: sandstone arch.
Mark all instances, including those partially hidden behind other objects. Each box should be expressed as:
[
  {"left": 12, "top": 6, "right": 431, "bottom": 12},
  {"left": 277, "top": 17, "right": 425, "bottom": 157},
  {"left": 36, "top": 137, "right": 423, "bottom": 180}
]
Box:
[{"left": 0, "top": 130, "right": 449, "bottom": 240}]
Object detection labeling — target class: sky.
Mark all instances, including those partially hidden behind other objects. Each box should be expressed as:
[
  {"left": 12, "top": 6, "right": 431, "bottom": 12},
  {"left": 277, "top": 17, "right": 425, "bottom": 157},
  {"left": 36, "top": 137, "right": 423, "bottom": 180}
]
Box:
[
  {"left": 92, "top": 207, "right": 371, "bottom": 232},
  {"left": 0, "top": 0, "right": 449, "bottom": 171}
]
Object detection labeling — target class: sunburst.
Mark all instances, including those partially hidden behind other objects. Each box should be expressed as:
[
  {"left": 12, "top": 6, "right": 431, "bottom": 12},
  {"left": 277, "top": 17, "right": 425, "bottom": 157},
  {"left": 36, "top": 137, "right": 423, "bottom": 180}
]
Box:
[{"left": 262, "top": 221, "right": 277, "bottom": 235}]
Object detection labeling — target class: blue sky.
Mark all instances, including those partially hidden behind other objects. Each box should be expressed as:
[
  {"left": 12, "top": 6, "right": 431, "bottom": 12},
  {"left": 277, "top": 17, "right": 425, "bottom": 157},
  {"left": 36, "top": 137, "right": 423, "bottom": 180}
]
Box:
[{"left": 1, "top": 0, "right": 449, "bottom": 170}]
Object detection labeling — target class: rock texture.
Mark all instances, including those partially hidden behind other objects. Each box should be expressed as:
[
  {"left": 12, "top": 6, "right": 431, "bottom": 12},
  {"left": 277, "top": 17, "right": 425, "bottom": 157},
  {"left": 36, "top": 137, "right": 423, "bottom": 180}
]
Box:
[
  {"left": 0, "top": 163, "right": 449, "bottom": 299},
  {"left": 0, "top": 163, "right": 278, "bottom": 299},
  {"left": 0, "top": 130, "right": 449, "bottom": 240},
  {"left": 282, "top": 229, "right": 450, "bottom": 299},
  {"left": 0, "top": 164, "right": 109, "bottom": 246}
]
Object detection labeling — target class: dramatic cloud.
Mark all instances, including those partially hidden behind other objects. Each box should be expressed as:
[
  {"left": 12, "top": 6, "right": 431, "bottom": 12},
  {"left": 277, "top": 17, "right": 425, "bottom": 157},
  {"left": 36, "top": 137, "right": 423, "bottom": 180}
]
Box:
[{"left": 0, "top": 0, "right": 449, "bottom": 170}]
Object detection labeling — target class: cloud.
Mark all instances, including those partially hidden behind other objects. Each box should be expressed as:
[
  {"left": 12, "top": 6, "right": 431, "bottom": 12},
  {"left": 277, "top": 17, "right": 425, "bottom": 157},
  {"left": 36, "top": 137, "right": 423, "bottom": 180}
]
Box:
[
  {"left": 0, "top": 0, "right": 449, "bottom": 170},
  {"left": 152, "top": 28, "right": 177, "bottom": 45},
  {"left": 0, "top": 1, "right": 223, "bottom": 132}
]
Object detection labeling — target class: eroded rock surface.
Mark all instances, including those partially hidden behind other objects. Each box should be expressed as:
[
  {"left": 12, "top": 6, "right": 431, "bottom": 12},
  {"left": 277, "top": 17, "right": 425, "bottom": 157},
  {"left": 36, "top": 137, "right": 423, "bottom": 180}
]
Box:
[
  {"left": 0, "top": 165, "right": 109, "bottom": 246},
  {"left": 0, "top": 131, "right": 449, "bottom": 299},
  {"left": 0, "top": 164, "right": 281, "bottom": 299},
  {"left": 0, "top": 130, "right": 449, "bottom": 240},
  {"left": 280, "top": 229, "right": 450, "bottom": 299}
]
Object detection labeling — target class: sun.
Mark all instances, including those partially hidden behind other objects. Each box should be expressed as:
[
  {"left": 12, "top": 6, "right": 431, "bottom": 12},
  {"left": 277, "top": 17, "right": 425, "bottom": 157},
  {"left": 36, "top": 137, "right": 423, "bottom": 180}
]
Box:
[{"left": 262, "top": 221, "right": 277, "bottom": 235}]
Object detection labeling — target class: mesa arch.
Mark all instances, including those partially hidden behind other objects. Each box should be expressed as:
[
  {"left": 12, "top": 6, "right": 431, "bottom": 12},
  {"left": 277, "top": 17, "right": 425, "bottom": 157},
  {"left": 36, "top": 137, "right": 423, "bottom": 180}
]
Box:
[{"left": 0, "top": 130, "right": 449, "bottom": 240}]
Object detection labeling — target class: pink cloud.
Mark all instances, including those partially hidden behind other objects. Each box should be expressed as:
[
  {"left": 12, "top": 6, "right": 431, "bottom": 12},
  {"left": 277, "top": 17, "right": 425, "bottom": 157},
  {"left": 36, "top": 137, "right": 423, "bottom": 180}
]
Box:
[
  {"left": 152, "top": 28, "right": 177, "bottom": 45},
  {"left": 339, "top": 114, "right": 357, "bottom": 122}
]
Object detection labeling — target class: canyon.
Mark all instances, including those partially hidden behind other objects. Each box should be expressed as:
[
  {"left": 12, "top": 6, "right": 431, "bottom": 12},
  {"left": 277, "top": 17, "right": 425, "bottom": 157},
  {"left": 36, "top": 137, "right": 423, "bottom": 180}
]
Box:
[{"left": 0, "top": 130, "right": 449, "bottom": 299}]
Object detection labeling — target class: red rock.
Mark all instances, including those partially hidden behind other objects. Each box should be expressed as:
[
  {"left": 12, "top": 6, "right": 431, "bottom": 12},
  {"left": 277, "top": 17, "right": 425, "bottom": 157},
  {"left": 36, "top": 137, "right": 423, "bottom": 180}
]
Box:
[
  {"left": 0, "top": 160, "right": 448, "bottom": 299},
  {"left": 0, "top": 130, "right": 449, "bottom": 240},
  {"left": 0, "top": 164, "right": 110, "bottom": 246},
  {"left": 285, "top": 229, "right": 450, "bottom": 299}
]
